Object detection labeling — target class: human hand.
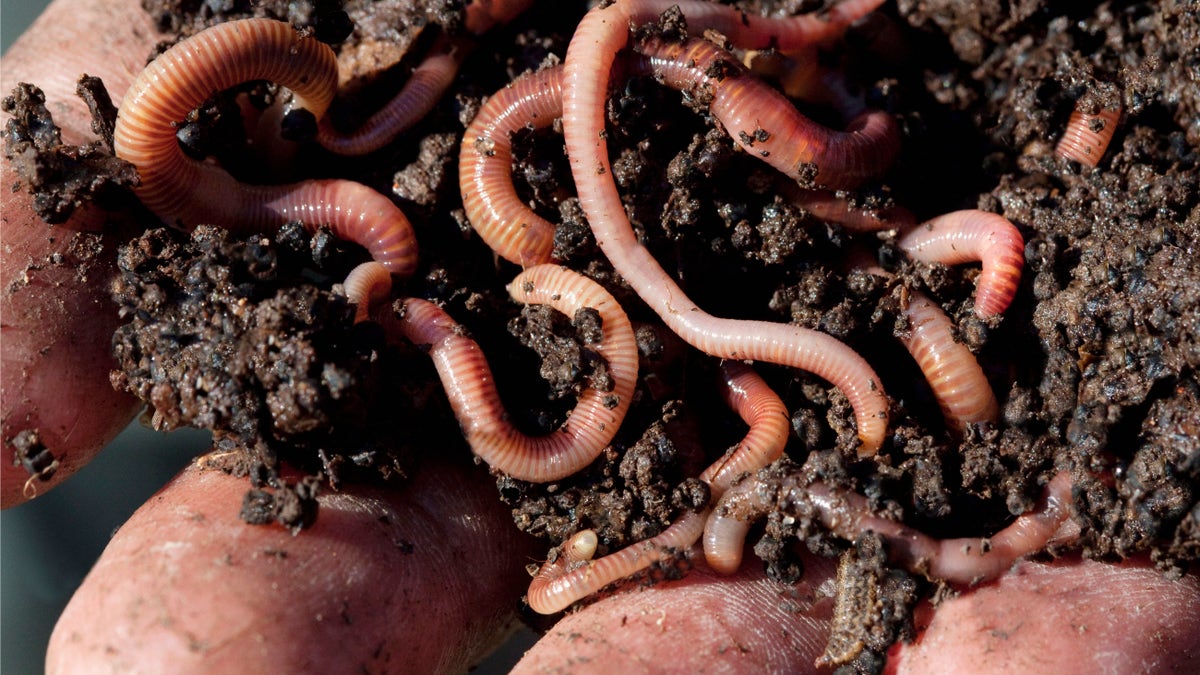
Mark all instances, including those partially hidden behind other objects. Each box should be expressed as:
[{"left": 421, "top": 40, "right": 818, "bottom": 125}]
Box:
[{"left": 3, "top": 1, "right": 1197, "bottom": 673}]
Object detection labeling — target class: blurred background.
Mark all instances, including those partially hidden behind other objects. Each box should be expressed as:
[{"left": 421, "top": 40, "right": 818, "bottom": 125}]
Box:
[{"left": 0, "top": 3, "right": 534, "bottom": 671}]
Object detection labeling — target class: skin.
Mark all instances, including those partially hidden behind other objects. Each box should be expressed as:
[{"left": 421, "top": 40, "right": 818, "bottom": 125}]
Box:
[{"left": 2, "top": 1, "right": 1198, "bottom": 673}]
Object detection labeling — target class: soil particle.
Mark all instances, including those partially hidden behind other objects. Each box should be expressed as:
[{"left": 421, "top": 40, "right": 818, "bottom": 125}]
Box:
[
  {"left": 109, "top": 223, "right": 423, "bottom": 526},
  {"left": 9, "top": 429, "right": 58, "bottom": 482},
  {"left": 2, "top": 80, "right": 138, "bottom": 223}
]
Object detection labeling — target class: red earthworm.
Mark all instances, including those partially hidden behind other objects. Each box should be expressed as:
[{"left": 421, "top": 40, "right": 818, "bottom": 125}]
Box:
[
  {"left": 850, "top": 251, "right": 999, "bottom": 435},
  {"left": 895, "top": 210, "right": 1024, "bottom": 319},
  {"left": 317, "top": 0, "right": 536, "bottom": 156},
  {"left": 526, "top": 360, "right": 788, "bottom": 614},
  {"left": 700, "top": 361, "right": 791, "bottom": 494},
  {"left": 317, "top": 33, "right": 464, "bottom": 156},
  {"left": 705, "top": 470, "right": 1076, "bottom": 582},
  {"left": 341, "top": 261, "right": 393, "bottom": 323},
  {"left": 113, "top": 18, "right": 419, "bottom": 276},
  {"left": 896, "top": 291, "right": 1000, "bottom": 434},
  {"left": 460, "top": 31, "right": 899, "bottom": 264},
  {"left": 778, "top": 182, "right": 916, "bottom": 233},
  {"left": 1055, "top": 106, "right": 1121, "bottom": 168},
  {"left": 634, "top": 36, "right": 900, "bottom": 190},
  {"left": 526, "top": 509, "right": 708, "bottom": 614},
  {"left": 459, "top": 65, "right": 565, "bottom": 266},
  {"left": 462, "top": 0, "right": 536, "bottom": 35},
  {"left": 561, "top": 0, "right": 893, "bottom": 456},
  {"left": 394, "top": 264, "right": 638, "bottom": 482}
]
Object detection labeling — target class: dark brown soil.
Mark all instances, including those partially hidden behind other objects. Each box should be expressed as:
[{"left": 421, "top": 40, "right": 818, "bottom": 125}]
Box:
[{"left": 5, "top": 0, "right": 1198, "bottom": 669}]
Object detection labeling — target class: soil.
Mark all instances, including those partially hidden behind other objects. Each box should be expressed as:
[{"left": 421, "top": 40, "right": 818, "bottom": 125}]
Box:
[{"left": 4, "top": 0, "right": 1198, "bottom": 670}]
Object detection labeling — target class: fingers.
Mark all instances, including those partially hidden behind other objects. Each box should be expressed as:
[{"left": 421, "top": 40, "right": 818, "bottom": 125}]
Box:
[
  {"left": 514, "top": 555, "right": 840, "bottom": 673},
  {"left": 1, "top": 0, "right": 158, "bottom": 507},
  {"left": 516, "top": 552, "right": 1200, "bottom": 674},
  {"left": 887, "top": 557, "right": 1200, "bottom": 674},
  {"left": 47, "top": 458, "right": 540, "bottom": 674}
]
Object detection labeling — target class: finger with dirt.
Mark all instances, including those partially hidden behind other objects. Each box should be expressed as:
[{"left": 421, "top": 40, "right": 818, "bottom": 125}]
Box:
[
  {"left": 514, "top": 555, "right": 1200, "bottom": 673},
  {"left": 46, "top": 458, "right": 540, "bottom": 674},
  {"left": 1, "top": 0, "right": 156, "bottom": 507},
  {"left": 888, "top": 557, "right": 1200, "bottom": 674}
]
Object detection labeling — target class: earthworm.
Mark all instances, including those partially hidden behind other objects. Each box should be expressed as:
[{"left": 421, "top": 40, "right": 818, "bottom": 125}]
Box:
[
  {"left": 459, "top": 65, "right": 564, "bottom": 266},
  {"left": 526, "top": 509, "right": 709, "bottom": 614},
  {"left": 704, "top": 469, "right": 1075, "bottom": 582},
  {"left": 634, "top": 36, "right": 900, "bottom": 190},
  {"left": 896, "top": 291, "right": 1000, "bottom": 434},
  {"left": 1055, "top": 106, "right": 1121, "bottom": 168},
  {"left": 895, "top": 210, "right": 1024, "bottom": 319},
  {"left": 461, "top": 30, "right": 899, "bottom": 264},
  {"left": 700, "top": 361, "right": 791, "bottom": 494},
  {"left": 113, "top": 18, "right": 419, "bottom": 276},
  {"left": 778, "top": 182, "right": 916, "bottom": 233},
  {"left": 561, "top": 0, "right": 892, "bottom": 455},
  {"left": 526, "top": 361, "right": 789, "bottom": 614},
  {"left": 393, "top": 264, "right": 638, "bottom": 482},
  {"left": 341, "top": 261, "right": 393, "bottom": 323},
  {"left": 317, "top": 34, "right": 464, "bottom": 156},
  {"left": 850, "top": 252, "right": 999, "bottom": 435},
  {"left": 317, "top": 0, "right": 535, "bottom": 155}
]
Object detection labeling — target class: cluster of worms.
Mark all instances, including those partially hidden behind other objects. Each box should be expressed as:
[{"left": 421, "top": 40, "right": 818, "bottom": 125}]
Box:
[{"left": 111, "top": 0, "right": 1105, "bottom": 621}]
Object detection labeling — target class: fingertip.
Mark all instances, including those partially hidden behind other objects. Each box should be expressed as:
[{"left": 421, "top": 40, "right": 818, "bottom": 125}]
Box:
[{"left": 47, "top": 461, "right": 538, "bottom": 674}]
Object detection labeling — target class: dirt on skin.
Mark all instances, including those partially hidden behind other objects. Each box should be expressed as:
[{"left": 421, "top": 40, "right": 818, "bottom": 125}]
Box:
[{"left": 4, "top": 0, "right": 1199, "bottom": 670}]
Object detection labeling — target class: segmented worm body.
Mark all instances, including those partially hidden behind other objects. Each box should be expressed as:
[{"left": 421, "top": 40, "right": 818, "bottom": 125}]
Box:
[
  {"left": 1055, "top": 107, "right": 1121, "bottom": 168},
  {"left": 461, "top": 28, "right": 899, "bottom": 264},
  {"left": 897, "top": 292, "right": 1000, "bottom": 433},
  {"left": 781, "top": 183, "right": 916, "bottom": 233},
  {"left": 113, "top": 18, "right": 419, "bottom": 276},
  {"left": 341, "top": 261, "right": 394, "bottom": 323},
  {"left": 896, "top": 210, "right": 1024, "bottom": 319},
  {"left": 526, "top": 509, "right": 708, "bottom": 614},
  {"left": 527, "top": 361, "right": 790, "bottom": 614},
  {"left": 851, "top": 252, "right": 1000, "bottom": 435},
  {"left": 395, "top": 265, "right": 638, "bottom": 482},
  {"left": 460, "top": 65, "right": 565, "bottom": 266},
  {"left": 561, "top": 0, "right": 893, "bottom": 456},
  {"left": 317, "top": 0, "right": 535, "bottom": 155},
  {"left": 699, "top": 361, "right": 791, "bottom": 493},
  {"left": 705, "top": 470, "right": 1075, "bottom": 582},
  {"left": 634, "top": 37, "right": 900, "bottom": 190},
  {"left": 317, "top": 34, "right": 464, "bottom": 156}
]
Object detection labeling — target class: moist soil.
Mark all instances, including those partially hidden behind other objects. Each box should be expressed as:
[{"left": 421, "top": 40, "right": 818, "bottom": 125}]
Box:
[{"left": 5, "top": 0, "right": 1199, "bottom": 670}]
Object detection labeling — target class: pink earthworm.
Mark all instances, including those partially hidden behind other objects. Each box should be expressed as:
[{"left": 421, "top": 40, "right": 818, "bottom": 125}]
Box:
[
  {"left": 633, "top": 36, "right": 900, "bottom": 190},
  {"left": 113, "top": 18, "right": 419, "bottom": 276},
  {"left": 896, "top": 291, "right": 1000, "bottom": 434},
  {"left": 526, "top": 360, "right": 789, "bottom": 614},
  {"left": 700, "top": 361, "right": 791, "bottom": 494},
  {"left": 895, "top": 210, "right": 1024, "bottom": 319},
  {"left": 851, "top": 252, "right": 999, "bottom": 435},
  {"left": 1055, "top": 106, "right": 1121, "bottom": 168},
  {"left": 526, "top": 509, "right": 709, "bottom": 614},
  {"left": 561, "top": 0, "right": 893, "bottom": 456},
  {"left": 317, "top": 0, "right": 536, "bottom": 155},
  {"left": 460, "top": 29, "right": 899, "bottom": 264},
  {"left": 704, "top": 469, "right": 1076, "bottom": 582},
  {"left": 778, "top": 182, "right": 916, "bottom": 233},
  {"left": 393, "top": 264, "right": 638, "bottom": 482},
  {"left": 459, "top": 65, "right": 565, "bottom": 266},
  {"left": 341, "top": 261, "right": 393, "bottom": 323},
  {"left": 317, "top": 34, "right": 464, "bottom": 156}
]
